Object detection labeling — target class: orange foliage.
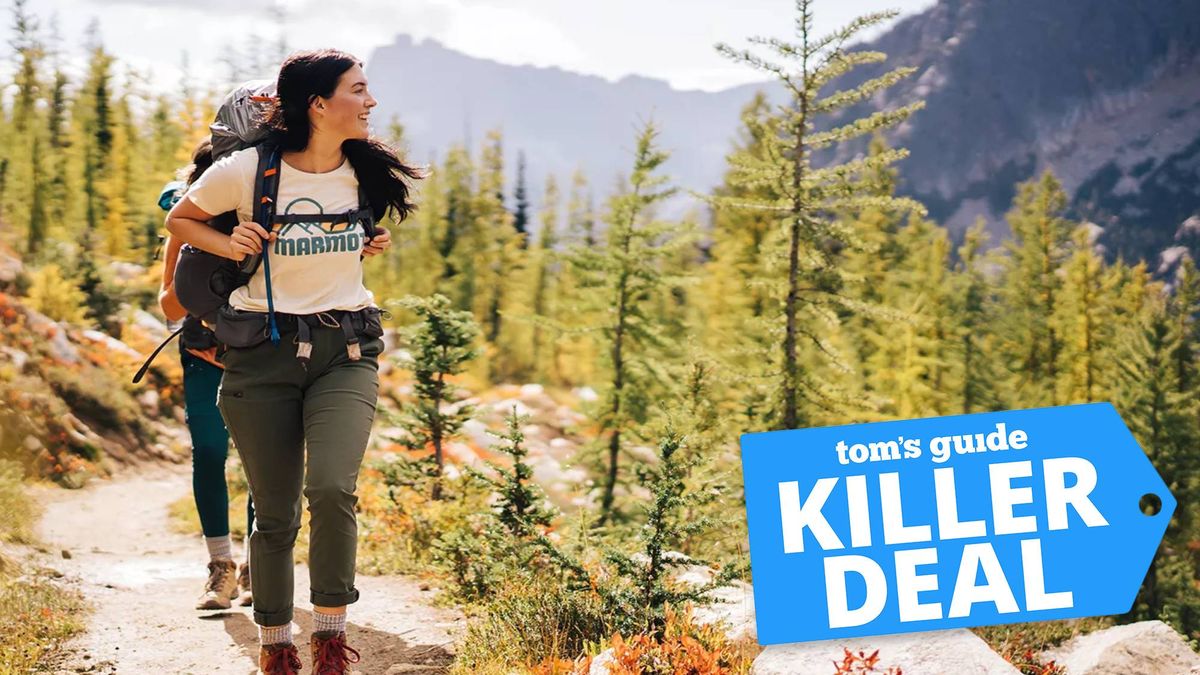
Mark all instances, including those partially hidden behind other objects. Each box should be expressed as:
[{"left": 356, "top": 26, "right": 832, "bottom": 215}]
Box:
[{"left": 833, "top": 648, "right": 902, "bottom": 675}]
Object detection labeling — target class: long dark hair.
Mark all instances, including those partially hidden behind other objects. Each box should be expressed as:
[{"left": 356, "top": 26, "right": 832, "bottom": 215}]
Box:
[
  {"left": 185, "top": 137, "right": 214, "bottom": 185},
  {"left": 264, "top": 48, "right": 421, "bottom": 222}
]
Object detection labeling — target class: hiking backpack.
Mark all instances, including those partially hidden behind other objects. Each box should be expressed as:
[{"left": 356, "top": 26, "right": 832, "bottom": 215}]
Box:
[{"left": 132, "top": 80, "right": 377, "bottom": 383}]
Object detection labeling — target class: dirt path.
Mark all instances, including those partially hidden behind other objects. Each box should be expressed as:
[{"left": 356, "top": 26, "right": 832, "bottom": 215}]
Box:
[{"left": 33, "top": 463, "right": 464, "bottom": 674}]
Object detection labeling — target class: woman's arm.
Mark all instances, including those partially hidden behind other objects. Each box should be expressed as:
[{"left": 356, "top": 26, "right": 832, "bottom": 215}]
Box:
[
  {"left": 158, "top": 233, "right": 187, "bottom": 322},
  {"left": 165, "top": 196, "right": 274, "bottom": 261}
]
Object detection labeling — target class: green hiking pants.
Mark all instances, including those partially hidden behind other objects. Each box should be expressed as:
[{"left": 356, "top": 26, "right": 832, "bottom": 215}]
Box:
[{"left": 217, "top": 320, "right": 382, "bottom": 626}]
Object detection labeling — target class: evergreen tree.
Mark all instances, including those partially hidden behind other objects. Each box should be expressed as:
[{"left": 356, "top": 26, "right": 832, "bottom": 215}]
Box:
[
  {"left": 5, "top": 0, "right": 48, "bottom": 254},
  {"left": 1053, "top": 224, "right": 1116, "bottom": 404},
  {"left": 513, "top": 151, "right": 530, "bottom": 248},
  {"left": 470, "top": 407, "right": 555, "bottom": 539},
  {"left": 955, "top": 219, "right": 1003, "bottom": 413},
  {"left": 600, "top": 427, "right": 739, "bottom": 639},
  {"left": 715, "top": 1, "right": 924, "bottom": 429},
  {"left": 1000, "top": 171, "right": 1073, "bottom": 407},
  {"left": 393, "top": 294, "right": 480, "bottom": 500},
  {"left": 530, "top": 174, "right": 560, "bottom": 381},
  {"left": 1112, "top": 298, "right": 1200, "bottom": 631},
  {"left": 564, "top": 122, "right": 692, "bottom": 525},
  {"left": 440, "top": 144, "right": 475, "bottom": 306}
]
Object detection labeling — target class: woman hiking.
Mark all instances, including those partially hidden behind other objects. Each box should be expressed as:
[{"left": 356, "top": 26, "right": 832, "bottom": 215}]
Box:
[
  {"left": 158, "top": 137, "right": 256, "bottom": 611},
  {"left": 166, "top": 49, "right": 420, "bottom": 674}
]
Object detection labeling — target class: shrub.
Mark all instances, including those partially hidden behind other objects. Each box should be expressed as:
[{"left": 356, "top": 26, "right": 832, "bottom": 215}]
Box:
[
  {"left": 453, "top": 581, "right": 610, "bottom": 672},
  {"left": 22, "top": 264, "right": 88, "bottom": 326}
]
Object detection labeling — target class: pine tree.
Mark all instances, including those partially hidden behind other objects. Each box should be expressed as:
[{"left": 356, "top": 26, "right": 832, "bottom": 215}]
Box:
[
  {"left": 699, "top": 93, "right": 780, "bottom": 428},
  {"left": 566, "top": 168, "right": 597, "bottom": 248},
  {"left": 5, "top": 0, "right": 48, "bottom": 255},
  {"left": 564, "top": 122, "right": 693, "bottom": 526},
  {"left": 77, "top": 29, "right": 115, "bottom": 237},
  {"left": 469, "top": 130, "right": 528, "bottom": 381},
  {"left": 955, "top": 219, "right": 1003, "bottom": 413},
  {"left": 393, "top": 294, "right": 480, "bottom": 500},
  {"left": 861, "top": 216, "right": 956, "bottom": 419},
  {"left": 9, "top": 0, "right": 41, "bottom": 134},
  {"left": 715, "top": 0, "right": 925, "bottom": 429},
  {"left": 530, "top": 174, "right": 560, "bottom": 381},
  {"left": 513, "top": 152, "right": 530, "bottom": 248},
  {"left": 1053, "top": 224, "right": 1116, "bottom": 404},
  {"left": 45, "top": 22, "right": 71, "bottom": 239},
  {"left": 1000, "top": 171, "right": 1073, "bottom": 407},
  {"left": 555, "top": 169, "right": 600, "bottom": 384},
  {"left": 600, "top": 427, "right": 739, "bottom": 639},
  {"left": 440, "top": 144, "right": 476, "bottom": 307},
  {"left": 470, "top": 407, "right": 555, "bottom": 539},
  {"left": 1112, "top": 297, "right": 1200, "bottom": 630}
]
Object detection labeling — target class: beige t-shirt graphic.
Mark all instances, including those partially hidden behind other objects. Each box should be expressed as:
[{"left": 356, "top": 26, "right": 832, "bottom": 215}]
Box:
[{"left": 186, "top": 147, "right": 375, "bottom": 315}]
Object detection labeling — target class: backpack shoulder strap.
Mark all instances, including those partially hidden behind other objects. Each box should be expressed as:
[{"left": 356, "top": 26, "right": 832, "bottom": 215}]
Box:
[
  {"left": 356, "top": 184, "right": 378, "bottom": 241},
  {"left": 239, "top": 143, "right": 282, "bottom": 276}
]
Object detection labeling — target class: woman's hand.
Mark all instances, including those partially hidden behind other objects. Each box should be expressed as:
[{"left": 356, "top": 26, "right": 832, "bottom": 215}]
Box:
[
  {"left": 229, "top": 221, "right": 276, "bottom": 260},
  {"left": 362, "top": 226, "right": 391, "bottom": 258}
]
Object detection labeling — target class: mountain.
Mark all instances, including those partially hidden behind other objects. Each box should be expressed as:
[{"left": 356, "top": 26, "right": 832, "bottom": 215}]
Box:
[
  {"left": 365, "top": 35, "right": 766, "bottom": 212},
  {"left": 828, "top": 0, "right": 1200, "bottom": 265},
  {"left": 365, "top": 1, "right": 1200, "bottom": 266}
]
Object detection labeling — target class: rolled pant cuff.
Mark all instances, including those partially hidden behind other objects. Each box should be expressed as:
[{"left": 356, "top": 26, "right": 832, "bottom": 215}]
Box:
[
  {"left": 311, "top": 587, "right": 359, "bottom": 607},
  {"left": 254, "top": 606, "right": 294, "bottom": 627}
]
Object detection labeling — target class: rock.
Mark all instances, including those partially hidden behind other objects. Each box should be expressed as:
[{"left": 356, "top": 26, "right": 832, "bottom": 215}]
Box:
[
  {"left": 81, "top": 329, "right": 142, "bottom": 360},
  {"left": 105, "top": 261, "right": 146, "bottom": 283},
  {"left": 138, "top": 390, "right": 160, "bottom": 412},
  {"left": 0, "top": 346, "right": 30, "bottom": 371},
  {"left": 23, "top": 435, "right": 43, "bottom": 452},
  {"left": 491, "top": 398, "right": 532, "bottom": 417},
  {"left": 574, "top": 386, "right": 598, "bottom": 402},
  {"left": 381, "top": 327, "right": 401, "bottom": 353},
  {"left": 692, "top": 580, "right": 756, "bottom": 642},
  {"left": 589, "top": 648, "right": 616, "bottom": 674},
  {"left": 1041, "top": 620, "right": 1200, "bottom": 675},
  {"left": 61, "top": 549, "right": 72, "bottom": 559},
  {"left": 461, "top": 418, "right": 495, "bottom": 450},
  {"left": 519, "top": 383, "right": 545, "bottom": 398},
  {"left": 23, "top": 308, "right": 80, "bottom": 363},
  {"left": 751, "top": 629, "right": 1020, "bottom": 674},
  {"left": 129, "top": 309, "right": 169, "bottom": 342},
  {"left": 0, "top": 250, "right": 23, "bottom": 284}
]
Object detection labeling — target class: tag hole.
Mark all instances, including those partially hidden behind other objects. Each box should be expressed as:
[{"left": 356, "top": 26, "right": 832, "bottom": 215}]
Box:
[{"left": 1140, "top": 493, "right": 1162, "bottom": 516}]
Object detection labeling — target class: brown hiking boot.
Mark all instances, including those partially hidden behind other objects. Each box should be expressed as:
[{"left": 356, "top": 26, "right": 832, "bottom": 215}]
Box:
[
  {"left": 237, "top": 561, "right": 253, "bottom": 606},
  {"left": 259, "top": 642, "right": 302, "bottom": 674},
  {"left": 195, "top": 559, "right": 238, "bottom": 610},
  {"left": 311, "top": 631, "right": 361, "bottom": 674}
]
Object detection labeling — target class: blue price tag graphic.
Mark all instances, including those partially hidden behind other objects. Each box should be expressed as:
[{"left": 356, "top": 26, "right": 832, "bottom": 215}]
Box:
[{"left": 739, "top": 403, "right": 1174, "bottom": 645}]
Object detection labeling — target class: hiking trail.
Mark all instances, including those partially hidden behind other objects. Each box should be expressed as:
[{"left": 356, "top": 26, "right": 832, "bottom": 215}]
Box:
[{"left": 32, "top": 463, "right": 464, "bottom": 674}]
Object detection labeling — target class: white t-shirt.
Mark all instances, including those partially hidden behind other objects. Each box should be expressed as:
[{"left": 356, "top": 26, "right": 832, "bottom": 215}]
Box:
[{"left": 185, "top": 147, "right": 375, "bottom": 314}]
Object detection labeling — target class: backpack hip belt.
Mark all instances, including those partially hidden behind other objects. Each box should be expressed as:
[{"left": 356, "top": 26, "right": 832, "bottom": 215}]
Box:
[{"left": 267, "top": 307, "right": 387, "bottom": 366}]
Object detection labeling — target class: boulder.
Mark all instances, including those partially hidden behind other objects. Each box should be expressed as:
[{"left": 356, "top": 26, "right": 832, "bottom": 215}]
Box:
[
  {"left": 691, "top": 579, "right": 756, "bottom": 642},
  {"left": 0, "top": 346, "right": 30, "bottom": 372},
  {"left": 1041, "top": 620, "right": 1200, "bottom": 675},
  {"left": 0, "top": 250, "right": 23, "bottom": 285},
  {"left": 588, "top": 648, "right": 616, "bottom": 674},
  {"left": 81, "top": 329, "right": 142, "bottom": 360},
  {"left": 751, "top": 629, "right": 1020, "bottom": 674}
]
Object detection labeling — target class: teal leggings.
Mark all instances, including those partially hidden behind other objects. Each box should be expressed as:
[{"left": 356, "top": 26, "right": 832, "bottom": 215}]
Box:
[{"left": 182, "top": 349, "right": 254, "bottom": 539}]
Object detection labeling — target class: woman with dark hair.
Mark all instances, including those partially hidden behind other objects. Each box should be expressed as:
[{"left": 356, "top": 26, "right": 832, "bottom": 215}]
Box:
[
  {"left": 166, "top": 49, "right": 421, "bottom": 674},
  {"left": 158, "top": 136, "right": 256, "bottom": 612}
]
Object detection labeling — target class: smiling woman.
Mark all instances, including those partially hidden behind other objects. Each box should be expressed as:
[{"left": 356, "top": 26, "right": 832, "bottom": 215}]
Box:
[{"left": 163, "top": 48, "right": 423, "bottom": 675}]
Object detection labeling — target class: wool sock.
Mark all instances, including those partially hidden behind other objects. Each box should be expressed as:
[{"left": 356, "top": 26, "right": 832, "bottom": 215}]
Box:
[
  {"left": 313, "top": 610, "right": 347, "bottom": 637},
  {"left": 205, "top": 535, "right": 233, "bottom": 562},
  {"left": 259, "top": 622, "right": 293, "bottom": 646}
]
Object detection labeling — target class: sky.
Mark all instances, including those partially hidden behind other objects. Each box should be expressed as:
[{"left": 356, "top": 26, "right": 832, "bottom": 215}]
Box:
[{"left": 9, "top": 0, "right": 936, "bottom": 94}]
